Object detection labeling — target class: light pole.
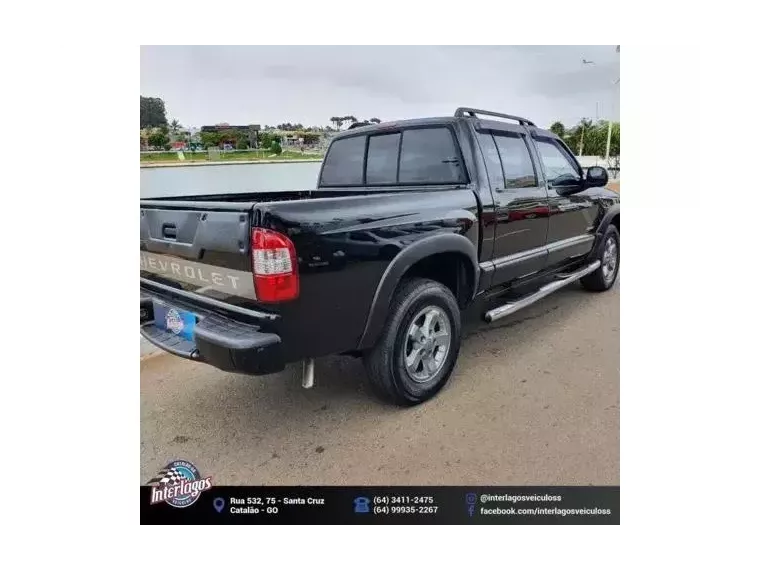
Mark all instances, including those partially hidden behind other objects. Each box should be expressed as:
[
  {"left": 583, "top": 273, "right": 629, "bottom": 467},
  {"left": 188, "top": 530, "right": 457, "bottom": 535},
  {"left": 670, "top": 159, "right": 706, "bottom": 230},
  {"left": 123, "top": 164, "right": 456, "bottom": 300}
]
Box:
[
  {"left": 580, "top": 57, "right": 595, "bottom": 157},
  {"left": 605, "top": 79, "right": 619, "bottom": 162},
  {"left": 605, "top": 46, "right": 620, "bottom": 163},
  {"left": 604, "top": 118, "right": 613, "bottom": 162}
]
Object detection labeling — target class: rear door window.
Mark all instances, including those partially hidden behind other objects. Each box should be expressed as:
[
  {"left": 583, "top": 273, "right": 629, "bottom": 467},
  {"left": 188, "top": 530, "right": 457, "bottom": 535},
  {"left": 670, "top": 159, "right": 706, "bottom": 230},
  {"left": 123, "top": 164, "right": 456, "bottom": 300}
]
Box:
[
  {"left": 493, "top": 133, "right": 537, "bottom": 188},
  {"left": 477, "top": 133, "right": 506, "bottom": 191}
]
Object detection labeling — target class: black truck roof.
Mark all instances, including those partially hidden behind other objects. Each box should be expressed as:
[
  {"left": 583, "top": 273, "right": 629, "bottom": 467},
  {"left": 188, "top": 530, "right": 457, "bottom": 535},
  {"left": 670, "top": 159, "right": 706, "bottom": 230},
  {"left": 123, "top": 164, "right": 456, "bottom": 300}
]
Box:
[{"left": 332, "top": 107, "right": 557, "bottom": 141}]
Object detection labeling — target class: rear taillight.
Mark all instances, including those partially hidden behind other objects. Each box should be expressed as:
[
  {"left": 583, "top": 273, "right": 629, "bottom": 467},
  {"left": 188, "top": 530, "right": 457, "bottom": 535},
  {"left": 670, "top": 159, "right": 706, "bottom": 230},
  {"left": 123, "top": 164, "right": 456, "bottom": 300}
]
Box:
[{"left": 251, "top": 228, "right": 299, "bottom": 302}]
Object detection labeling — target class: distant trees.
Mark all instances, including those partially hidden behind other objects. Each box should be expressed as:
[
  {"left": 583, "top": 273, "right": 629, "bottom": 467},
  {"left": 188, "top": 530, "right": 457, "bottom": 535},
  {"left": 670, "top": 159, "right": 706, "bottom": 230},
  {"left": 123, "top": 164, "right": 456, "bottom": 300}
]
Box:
[
  {"left": 546, "top": 119, "right": 620, "bottom": 159},
  {"left": 261, "top": 123, "right": 324, "bottom": 133},
  {"left": 147, "top": 131, "right": 169, "bottom": 148},
  {"left": 199, "top": 128, "right": 251, "bottom": 149},
  {"left": 258, "top": 131, "right": 282, "bottom": 149},
  {"left": 270, "top": 140, "right": 282, "bottom": 155},
  {"left": 549, "top": 121, "right": 566, "bottom": 138},
  {"left": 140, "top": 97, "right": 168, "bottom": 128},
  {"left": 141, "top": 95, "right": 386, "bottom": 152},
  {"left": 329, "top": 115, "right": 361, "bottom": 130}
]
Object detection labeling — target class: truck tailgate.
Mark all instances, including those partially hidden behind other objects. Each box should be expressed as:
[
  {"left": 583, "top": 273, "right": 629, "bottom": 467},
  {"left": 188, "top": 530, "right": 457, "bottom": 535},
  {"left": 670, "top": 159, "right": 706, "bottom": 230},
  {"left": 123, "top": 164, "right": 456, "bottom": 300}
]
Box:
[{"left": 140, "top": 200, "right": 259, "bottom": 308}]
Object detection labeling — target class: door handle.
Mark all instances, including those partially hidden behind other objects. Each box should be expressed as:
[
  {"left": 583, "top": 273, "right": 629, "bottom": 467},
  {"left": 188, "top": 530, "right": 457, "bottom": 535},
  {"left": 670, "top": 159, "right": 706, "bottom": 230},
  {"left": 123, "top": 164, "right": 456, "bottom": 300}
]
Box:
[{"left": 162, "top": 223, "right": 177, "bottom": 240}]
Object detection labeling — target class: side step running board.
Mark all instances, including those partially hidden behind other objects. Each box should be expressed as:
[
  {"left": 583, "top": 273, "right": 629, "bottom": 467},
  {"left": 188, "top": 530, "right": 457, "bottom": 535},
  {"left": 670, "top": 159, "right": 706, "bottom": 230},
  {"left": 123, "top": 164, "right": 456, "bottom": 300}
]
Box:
[{"left": 484, "top": 261, "right": 601, "bottom": 323}]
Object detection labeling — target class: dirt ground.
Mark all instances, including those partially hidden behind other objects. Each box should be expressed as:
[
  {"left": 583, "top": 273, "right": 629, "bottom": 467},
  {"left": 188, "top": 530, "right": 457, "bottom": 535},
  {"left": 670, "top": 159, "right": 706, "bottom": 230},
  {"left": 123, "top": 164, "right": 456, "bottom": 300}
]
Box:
[{"left": 141, "top": 277, "right": 619, "bottom": 486}]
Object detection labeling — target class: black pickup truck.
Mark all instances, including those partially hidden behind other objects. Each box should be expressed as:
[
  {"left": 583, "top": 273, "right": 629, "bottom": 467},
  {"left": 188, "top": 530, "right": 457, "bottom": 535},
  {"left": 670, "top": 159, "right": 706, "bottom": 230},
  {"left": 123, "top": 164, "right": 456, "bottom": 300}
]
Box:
[{"left": 140, "top": 107, "right": 620, "bottom": 405}]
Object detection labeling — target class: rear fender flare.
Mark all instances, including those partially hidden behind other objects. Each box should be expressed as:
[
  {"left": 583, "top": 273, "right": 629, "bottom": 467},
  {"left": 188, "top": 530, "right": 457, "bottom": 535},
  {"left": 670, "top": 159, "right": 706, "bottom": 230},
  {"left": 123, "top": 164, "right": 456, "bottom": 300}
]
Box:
[{"left": 357, "top": 233, "right": 478, "bottom": 350}]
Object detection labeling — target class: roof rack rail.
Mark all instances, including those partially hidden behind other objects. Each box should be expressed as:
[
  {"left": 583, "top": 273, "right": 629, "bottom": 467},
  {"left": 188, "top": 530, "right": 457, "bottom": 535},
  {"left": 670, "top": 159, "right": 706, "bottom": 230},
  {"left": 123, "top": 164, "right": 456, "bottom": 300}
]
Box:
[
  {"left": 348, "top": 121, "right": 371, "bottom": 130},
  {"left": 454, "top": 107, "right": 536, "bottom": 127}
]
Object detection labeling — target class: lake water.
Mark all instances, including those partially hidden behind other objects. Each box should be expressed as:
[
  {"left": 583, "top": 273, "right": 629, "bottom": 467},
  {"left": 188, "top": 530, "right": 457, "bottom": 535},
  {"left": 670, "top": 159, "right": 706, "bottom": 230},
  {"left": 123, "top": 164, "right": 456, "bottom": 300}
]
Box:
[
  {"left": 140, "top": 161, "right": 324, "bottom": 198},
  {"left": 141, "top": 160, "right": 619, "bottom": 199}
]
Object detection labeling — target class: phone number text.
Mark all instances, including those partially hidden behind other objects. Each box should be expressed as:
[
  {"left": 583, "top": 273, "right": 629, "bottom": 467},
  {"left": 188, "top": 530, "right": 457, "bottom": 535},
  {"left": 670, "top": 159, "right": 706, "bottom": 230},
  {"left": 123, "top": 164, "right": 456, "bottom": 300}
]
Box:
[
  {"left": 373, "top": 505, "right": 440, "bottom": 515},
  {"left": 371, "top": 496, "right": 438, "bottom": 515},
  {"left": 373, "top": 496, "right": 435, "bottom": 505}
]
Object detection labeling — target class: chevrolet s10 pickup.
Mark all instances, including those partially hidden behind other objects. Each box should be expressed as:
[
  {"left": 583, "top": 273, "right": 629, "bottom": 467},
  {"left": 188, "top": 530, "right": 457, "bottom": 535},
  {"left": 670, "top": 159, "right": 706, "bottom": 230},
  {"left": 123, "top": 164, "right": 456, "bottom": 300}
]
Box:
[{"left": 140, "top": 107, "right": 620, "bottom": 405}]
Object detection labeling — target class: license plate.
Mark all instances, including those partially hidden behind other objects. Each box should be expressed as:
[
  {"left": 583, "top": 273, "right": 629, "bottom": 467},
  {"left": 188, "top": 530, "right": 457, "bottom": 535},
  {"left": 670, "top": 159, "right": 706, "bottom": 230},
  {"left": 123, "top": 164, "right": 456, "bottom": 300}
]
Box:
[{"left": 152, "top": 301, "right": 197, "bottom": 341}]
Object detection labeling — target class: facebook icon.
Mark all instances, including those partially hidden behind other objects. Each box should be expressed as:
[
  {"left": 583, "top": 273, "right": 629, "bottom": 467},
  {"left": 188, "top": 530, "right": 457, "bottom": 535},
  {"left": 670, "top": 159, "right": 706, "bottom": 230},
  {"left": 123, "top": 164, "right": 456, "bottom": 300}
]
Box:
[{"left": 465, "top": 492, "right": 477, "bottom": 517}]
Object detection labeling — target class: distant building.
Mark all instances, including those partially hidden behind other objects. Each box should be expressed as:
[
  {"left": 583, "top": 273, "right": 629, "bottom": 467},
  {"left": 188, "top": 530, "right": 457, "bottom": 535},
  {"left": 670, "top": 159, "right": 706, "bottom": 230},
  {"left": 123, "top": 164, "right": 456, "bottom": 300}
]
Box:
[
  {"left": 200, "top": 124, "right": 261, "bottom": 133},
  {"left": 280, "top": 132, "right": 302, "bottom": 147},
  {"left": 200, "top": 124, "right": 261, "bottom": 148}
]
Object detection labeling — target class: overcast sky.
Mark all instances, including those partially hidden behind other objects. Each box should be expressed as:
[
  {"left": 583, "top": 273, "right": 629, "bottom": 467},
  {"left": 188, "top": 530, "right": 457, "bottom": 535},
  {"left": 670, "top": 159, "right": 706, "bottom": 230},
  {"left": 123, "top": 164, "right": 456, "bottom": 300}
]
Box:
[{"left": 141, "top": 46, "right": 619, "bottom": 129}]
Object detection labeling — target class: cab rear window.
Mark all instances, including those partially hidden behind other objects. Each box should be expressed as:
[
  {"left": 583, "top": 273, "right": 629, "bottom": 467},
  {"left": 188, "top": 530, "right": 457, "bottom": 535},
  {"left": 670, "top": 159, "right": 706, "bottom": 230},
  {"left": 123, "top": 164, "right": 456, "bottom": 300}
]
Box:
[
  {"left": 319, "top": 126, "right": 465, "bottom": 187},
  {"left": 398, "top": 128, "right": 464, "bottom": 184},
  {"left": 320, "top": 135, "right": 366, "bottom": 186}
]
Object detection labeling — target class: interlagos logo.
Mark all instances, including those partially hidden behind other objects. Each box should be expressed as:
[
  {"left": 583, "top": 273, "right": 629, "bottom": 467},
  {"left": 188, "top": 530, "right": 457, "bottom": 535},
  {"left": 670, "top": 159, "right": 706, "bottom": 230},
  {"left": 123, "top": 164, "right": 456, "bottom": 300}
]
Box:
[{"left": 146, "top": 460, "right": 213, "bottom": 508}]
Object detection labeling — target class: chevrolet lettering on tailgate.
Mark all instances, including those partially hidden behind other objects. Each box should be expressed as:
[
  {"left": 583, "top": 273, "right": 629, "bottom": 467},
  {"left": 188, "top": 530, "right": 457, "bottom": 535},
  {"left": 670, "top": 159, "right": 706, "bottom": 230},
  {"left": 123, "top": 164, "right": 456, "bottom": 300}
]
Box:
[{"left": 140, "top": 251, "right": 257, "bottom": 299}]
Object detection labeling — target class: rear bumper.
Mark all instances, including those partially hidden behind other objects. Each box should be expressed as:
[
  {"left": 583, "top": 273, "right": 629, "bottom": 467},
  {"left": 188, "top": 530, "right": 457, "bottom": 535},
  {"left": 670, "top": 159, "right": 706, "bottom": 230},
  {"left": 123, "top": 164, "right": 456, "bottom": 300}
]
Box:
[{"left": 140, "top": 288, "right": 285, "bottom": 375}]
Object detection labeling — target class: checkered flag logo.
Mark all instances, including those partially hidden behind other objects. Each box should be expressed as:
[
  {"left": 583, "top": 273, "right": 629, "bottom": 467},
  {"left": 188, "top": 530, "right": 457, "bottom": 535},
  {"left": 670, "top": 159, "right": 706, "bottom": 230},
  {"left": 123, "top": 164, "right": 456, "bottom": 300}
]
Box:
[
  {"left": 146, "top": 464, "right": 189, "bottom": 487},
  {"left": 147, "top": 459, "right": 212, "bottom": 508}
]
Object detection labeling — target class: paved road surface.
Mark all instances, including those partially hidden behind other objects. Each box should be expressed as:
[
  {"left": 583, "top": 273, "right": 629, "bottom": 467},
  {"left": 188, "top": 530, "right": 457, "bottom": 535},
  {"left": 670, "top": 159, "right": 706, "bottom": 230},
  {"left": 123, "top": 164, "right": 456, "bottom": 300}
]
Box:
[{"left": 141, "top": 278, "right": 619, "bottom": 486}]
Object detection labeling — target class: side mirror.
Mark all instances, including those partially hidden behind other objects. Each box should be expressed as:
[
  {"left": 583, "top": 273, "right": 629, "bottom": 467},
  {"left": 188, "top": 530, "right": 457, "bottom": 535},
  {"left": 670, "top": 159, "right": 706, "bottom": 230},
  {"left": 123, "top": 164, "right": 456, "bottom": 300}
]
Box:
[
  {"left": 551, "top": 173, "right": 583, "bottom": 196},
  {"left": 585, "top": 166, "right": 609, "bottom": 188}
]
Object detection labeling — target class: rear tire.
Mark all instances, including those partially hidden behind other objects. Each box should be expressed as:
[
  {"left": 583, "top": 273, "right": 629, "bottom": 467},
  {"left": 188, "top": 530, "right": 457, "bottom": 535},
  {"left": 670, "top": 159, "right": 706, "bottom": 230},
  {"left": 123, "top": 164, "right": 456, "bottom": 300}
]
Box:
[
  {"left": 363, "top": 278, "right": 461, "bottom": 406},
  {"left": 581, "top": 224, "right": 620, "bottom": 291}
]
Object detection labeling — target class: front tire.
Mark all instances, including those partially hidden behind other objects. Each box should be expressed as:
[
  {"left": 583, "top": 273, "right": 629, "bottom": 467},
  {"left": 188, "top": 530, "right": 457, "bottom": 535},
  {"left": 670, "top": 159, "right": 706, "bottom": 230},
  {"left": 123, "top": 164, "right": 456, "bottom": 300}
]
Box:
[
  {"left": 363, "top": 278, "right": 462, "bottom": 406},
  {"left": 581, "top": 224, "right": 620, "bottom": 291}
]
